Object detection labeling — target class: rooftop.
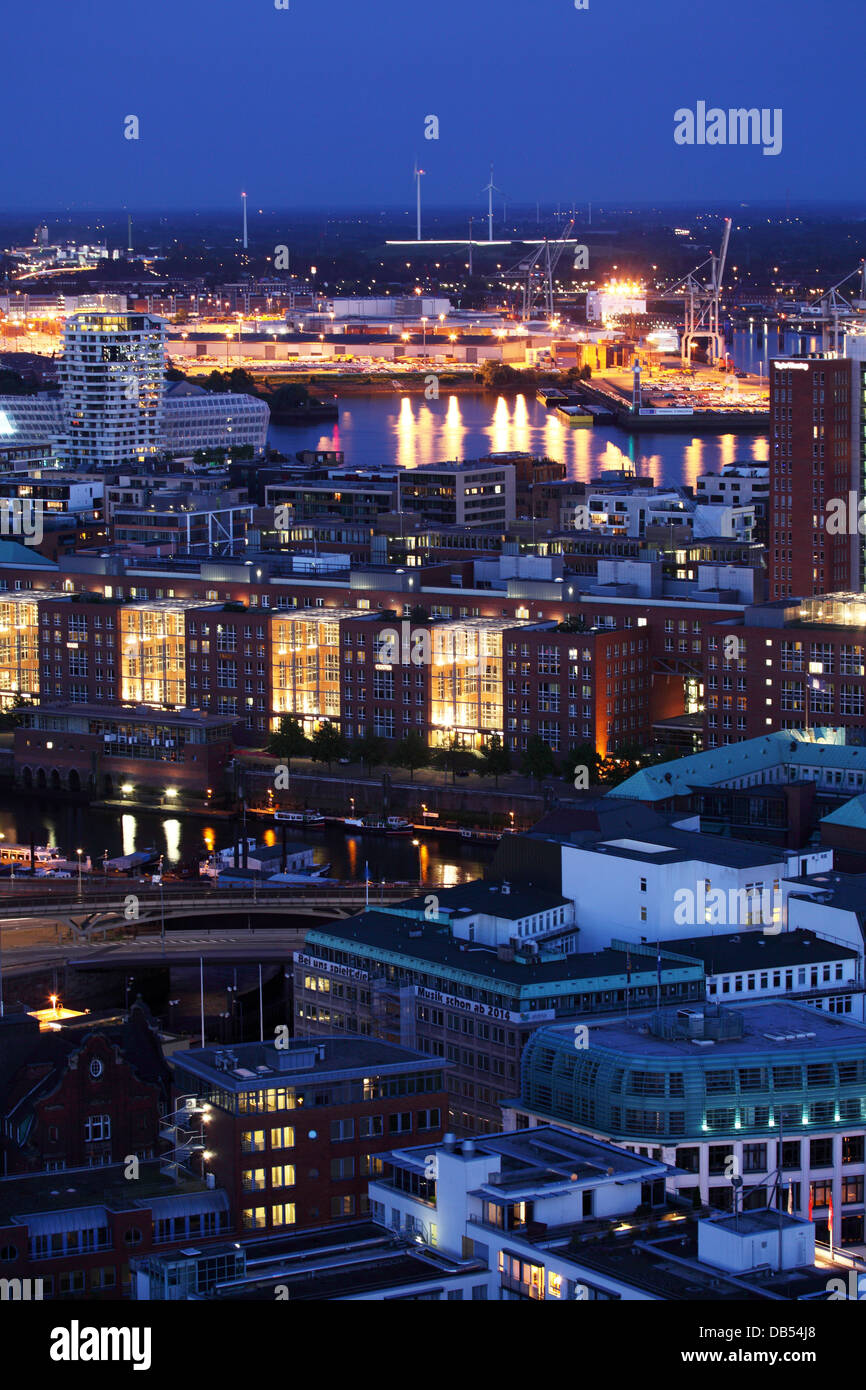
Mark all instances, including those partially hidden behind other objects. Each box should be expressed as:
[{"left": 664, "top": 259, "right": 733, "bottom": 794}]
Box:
[
  {"left": 307, "top": 911, "right": 701, "bottom": 998},
  {"left": 0, "top": 1161, "right": 213, "bottom": 1228},
  {"left": 610, "top": 730, "right": 860, "bottom": 803},
  {"left": 664, "top": 928, "right": 859, "bottom": 975},
  {"left": 172, "top": 1036, "right": 438, "bottom": 1091},
  {"left": 536, "top": 1000, "right": 866, "bottom": 1060},
  {"left": 392, "top": 879, "right": 569, "bottom": 923}
]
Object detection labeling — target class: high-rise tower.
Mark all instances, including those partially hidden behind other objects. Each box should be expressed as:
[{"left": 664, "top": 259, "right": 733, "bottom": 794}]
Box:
[
  {"left": 768, "top": 353, "right": 866, "bottom": 599},
  {"left": 59, "top": 312, "right": 166, "bottom": 469}
]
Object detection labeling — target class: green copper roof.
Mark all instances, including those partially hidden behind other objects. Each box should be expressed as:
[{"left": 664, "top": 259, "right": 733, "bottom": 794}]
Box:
[{"left": 610, "top": 729, "right": 858, "bottom": 803}]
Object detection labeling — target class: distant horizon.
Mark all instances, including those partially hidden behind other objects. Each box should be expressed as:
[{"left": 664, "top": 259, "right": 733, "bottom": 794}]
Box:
[{"left": 2, "top": 199, "right": 866, "bottom": 218}]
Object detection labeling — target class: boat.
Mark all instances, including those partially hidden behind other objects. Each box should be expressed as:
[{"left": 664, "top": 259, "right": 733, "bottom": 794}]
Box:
[
  {"left": 557, "top": 405, "right": 593, "bottom": 426},
  {"left": 342, "top": 815, "right": 413, "bottom": 837},
  {"left": 199, "top": 837, "right": 331, "bottom": 880},
  {"left": 459, "top": 828, "right": 503, "bottom": 844},
  {"left": 0, "top": 844, "right": 91, "bottom": 875},
  {"left": 273, "top": 809, "right": 325, "bottom": 829}
]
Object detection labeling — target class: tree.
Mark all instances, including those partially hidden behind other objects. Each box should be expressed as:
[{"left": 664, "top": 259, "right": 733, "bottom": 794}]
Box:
[
  {"left": 564, "top": 743, "right": 603, "bottom": 788},
  {"left": 309, "top": 721, "right": 348, "bottom": 771},
  {"left": 352, "top": 733, "right": 388, "bottom": 777},
  {"left": 520, "top": 736, "right": 557, "bottom": 784},
  {"left": 266, "top": 716, "right": 309, "bottom": 769},
  {"left": 479, "top": 734, "right": 512, "bottom": 787},
  {"left": 394, "top": 731, "right": 430, "bottom": 783},
  {"left": 433, "top": 736, "right": 479, "bottom": 784}
]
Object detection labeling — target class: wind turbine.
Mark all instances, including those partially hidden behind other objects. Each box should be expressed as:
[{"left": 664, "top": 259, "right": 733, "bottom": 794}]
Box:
[
  {"left": 483, "top": 164, "right": 502, "bottom": 242},
  {"left": 413, "top": 161, "right": 425, "bottom": 241}
]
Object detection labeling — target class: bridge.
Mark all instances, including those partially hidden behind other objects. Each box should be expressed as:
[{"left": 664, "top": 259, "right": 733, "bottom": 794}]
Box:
[
  {"left": 0, "top": 880, "right": 422, "bottom": 942},
  {"left": 0, "top": 927, "right": 316, "bottom": 979}
]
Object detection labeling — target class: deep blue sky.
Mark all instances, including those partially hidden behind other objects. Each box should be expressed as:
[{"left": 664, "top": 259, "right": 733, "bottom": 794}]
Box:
[{"left": 3, "top": 0, "right": 862, "bottom": 210}]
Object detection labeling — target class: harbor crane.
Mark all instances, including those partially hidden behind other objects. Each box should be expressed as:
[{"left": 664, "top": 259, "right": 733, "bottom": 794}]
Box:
[
  {"left": 818, "top": 261, "right": 866, "bottom": 352},
  {"left": 666, "top": 217, "right": 732, "bottom": 365},
  {"left": 509, "top": 218, "right": 576, "bottom": 322}
]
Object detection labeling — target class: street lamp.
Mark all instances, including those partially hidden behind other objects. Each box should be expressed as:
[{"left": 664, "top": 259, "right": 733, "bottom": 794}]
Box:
[{"left": 76, "top": 848, "right": 84, "bottom": 898}]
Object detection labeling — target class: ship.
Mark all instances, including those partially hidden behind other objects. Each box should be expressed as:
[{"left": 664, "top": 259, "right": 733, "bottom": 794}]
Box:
[
  {"left": 342, "top": 815, "right": 413, "bottom": 837},
  {"left": 273, "top": 809, "right": 326, "bottom": 829}
]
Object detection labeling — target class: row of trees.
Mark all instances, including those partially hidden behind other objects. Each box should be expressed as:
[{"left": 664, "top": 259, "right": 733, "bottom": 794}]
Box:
[
  {"left": 267, "top": 720, "right": 515, "bottom": 784},
  {"left": 267, "top": 719, "right": 675, "bottom": 790}
]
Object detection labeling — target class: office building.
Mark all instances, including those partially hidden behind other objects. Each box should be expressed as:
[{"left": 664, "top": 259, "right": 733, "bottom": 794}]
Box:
[
  {"left": 170, "top": 1037, "right": 448, "bottom": 1232},
  {"left": 505, "top": 1002, "right": 866, "bottom": 1246},
  {"left": 294, "top": 884, "right": 705, "bottom": 1134}
]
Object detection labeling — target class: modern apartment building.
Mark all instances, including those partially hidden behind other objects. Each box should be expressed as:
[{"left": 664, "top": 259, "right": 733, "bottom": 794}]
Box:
[
  {"left": 398, "top": 461, "right": 516, "bottom": 527},
  {"left": 160, "top": 381, "right": 269, "bottom": 456},
  {"left": 369, "top": 1127, "right": 835, "bottom": 1300},
  {"left": 58, "top": 312, "right": 167, "bottom": 469}
]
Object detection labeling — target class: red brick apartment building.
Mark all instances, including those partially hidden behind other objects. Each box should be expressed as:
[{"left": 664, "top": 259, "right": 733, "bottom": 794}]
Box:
[
  {"left": 704, "top": 593, "right": 866, "bottom": 746},
  {"left": 769, "top": 355, "right": 865, "bottom": 600}
]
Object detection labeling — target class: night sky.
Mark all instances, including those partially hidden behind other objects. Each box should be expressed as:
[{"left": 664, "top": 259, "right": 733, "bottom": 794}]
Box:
[{"left": 3, "top": 0, "right": 862, "bottom": 209}]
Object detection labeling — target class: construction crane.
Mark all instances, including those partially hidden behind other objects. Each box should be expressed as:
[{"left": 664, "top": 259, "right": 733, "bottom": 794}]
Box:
[
  {"left": 667, "top": 217, "right": 732, "bottom": 365},
  {"left": 509, "top": 218, "right": 576, "bottom": 322}
]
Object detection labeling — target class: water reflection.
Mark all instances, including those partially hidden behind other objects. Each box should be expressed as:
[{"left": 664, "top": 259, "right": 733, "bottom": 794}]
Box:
[
  {"left": 163, "top": 818, "right": 181, "bottom": 865},
  {"left": 270, "top": 383, "right": 770, "bottom": 486},
  {"left": 121, "top": 814, "right": 136, "bottom": 857}
]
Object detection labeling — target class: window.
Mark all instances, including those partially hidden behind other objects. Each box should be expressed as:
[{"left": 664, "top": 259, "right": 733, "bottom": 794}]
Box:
[
  {"left": 271, "top": 1203, "right": 296, "bottom": 1227},
  {"left": 84, "top": 1115, "right": 110, "bottom": 1143},
  {"left": 330, "top": 1157, "right": 355, "bottom": 1180},
  {"left": 330, "top": 1118, "right": 355, "bottom": 1141},
  {"left": 271, "top": 1126, "right": 294, "bottom": 1149}
]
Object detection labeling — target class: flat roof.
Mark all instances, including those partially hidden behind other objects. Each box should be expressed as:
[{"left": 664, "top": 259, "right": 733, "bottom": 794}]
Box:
[
  {"left": 537, "top": 1000, "right": 866, "bottom": 1060},
  {"left": 0, "top": 1161, "right": 211, "bottom": 1226},
  {"left": 669, "top": 928, "right": 858, "bottom": 974},
  {"left": 307, "top": 911, "right": 701, "bottom": 997},
  {"left": 173, "top": 1036, "right": 438, "bottom": 1090},
  {"left": 573, "top": 826, "right": 785, "bottom": 869},
  {"left": 394, "top": 879, "right": 569, "bottom": 922}
]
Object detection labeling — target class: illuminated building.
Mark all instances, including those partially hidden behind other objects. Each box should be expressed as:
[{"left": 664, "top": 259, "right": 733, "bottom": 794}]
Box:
[
  {"left": 271, "top": 609, "right": 370, "bottom": 734},
  {"left": 171, "top": 1037, "right": 448, "bottom": 1233},
  {"left": 507, "top": 1002, "right": 866, "bottom": 1248},
  {"left": 769, "top": 355, "right": 866, "bottom": 600},
  {"left": 58, "top": 311, "right": 166, "bottom": 469},
  {"left": 0, "top": 591, "right": 40, "bottom": 707},
  {"left": 120, "top": 599, "right": 199, "bottom": 707},
  {"left": 586, "top": 281, "right": 647, "bottom": 325}
]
